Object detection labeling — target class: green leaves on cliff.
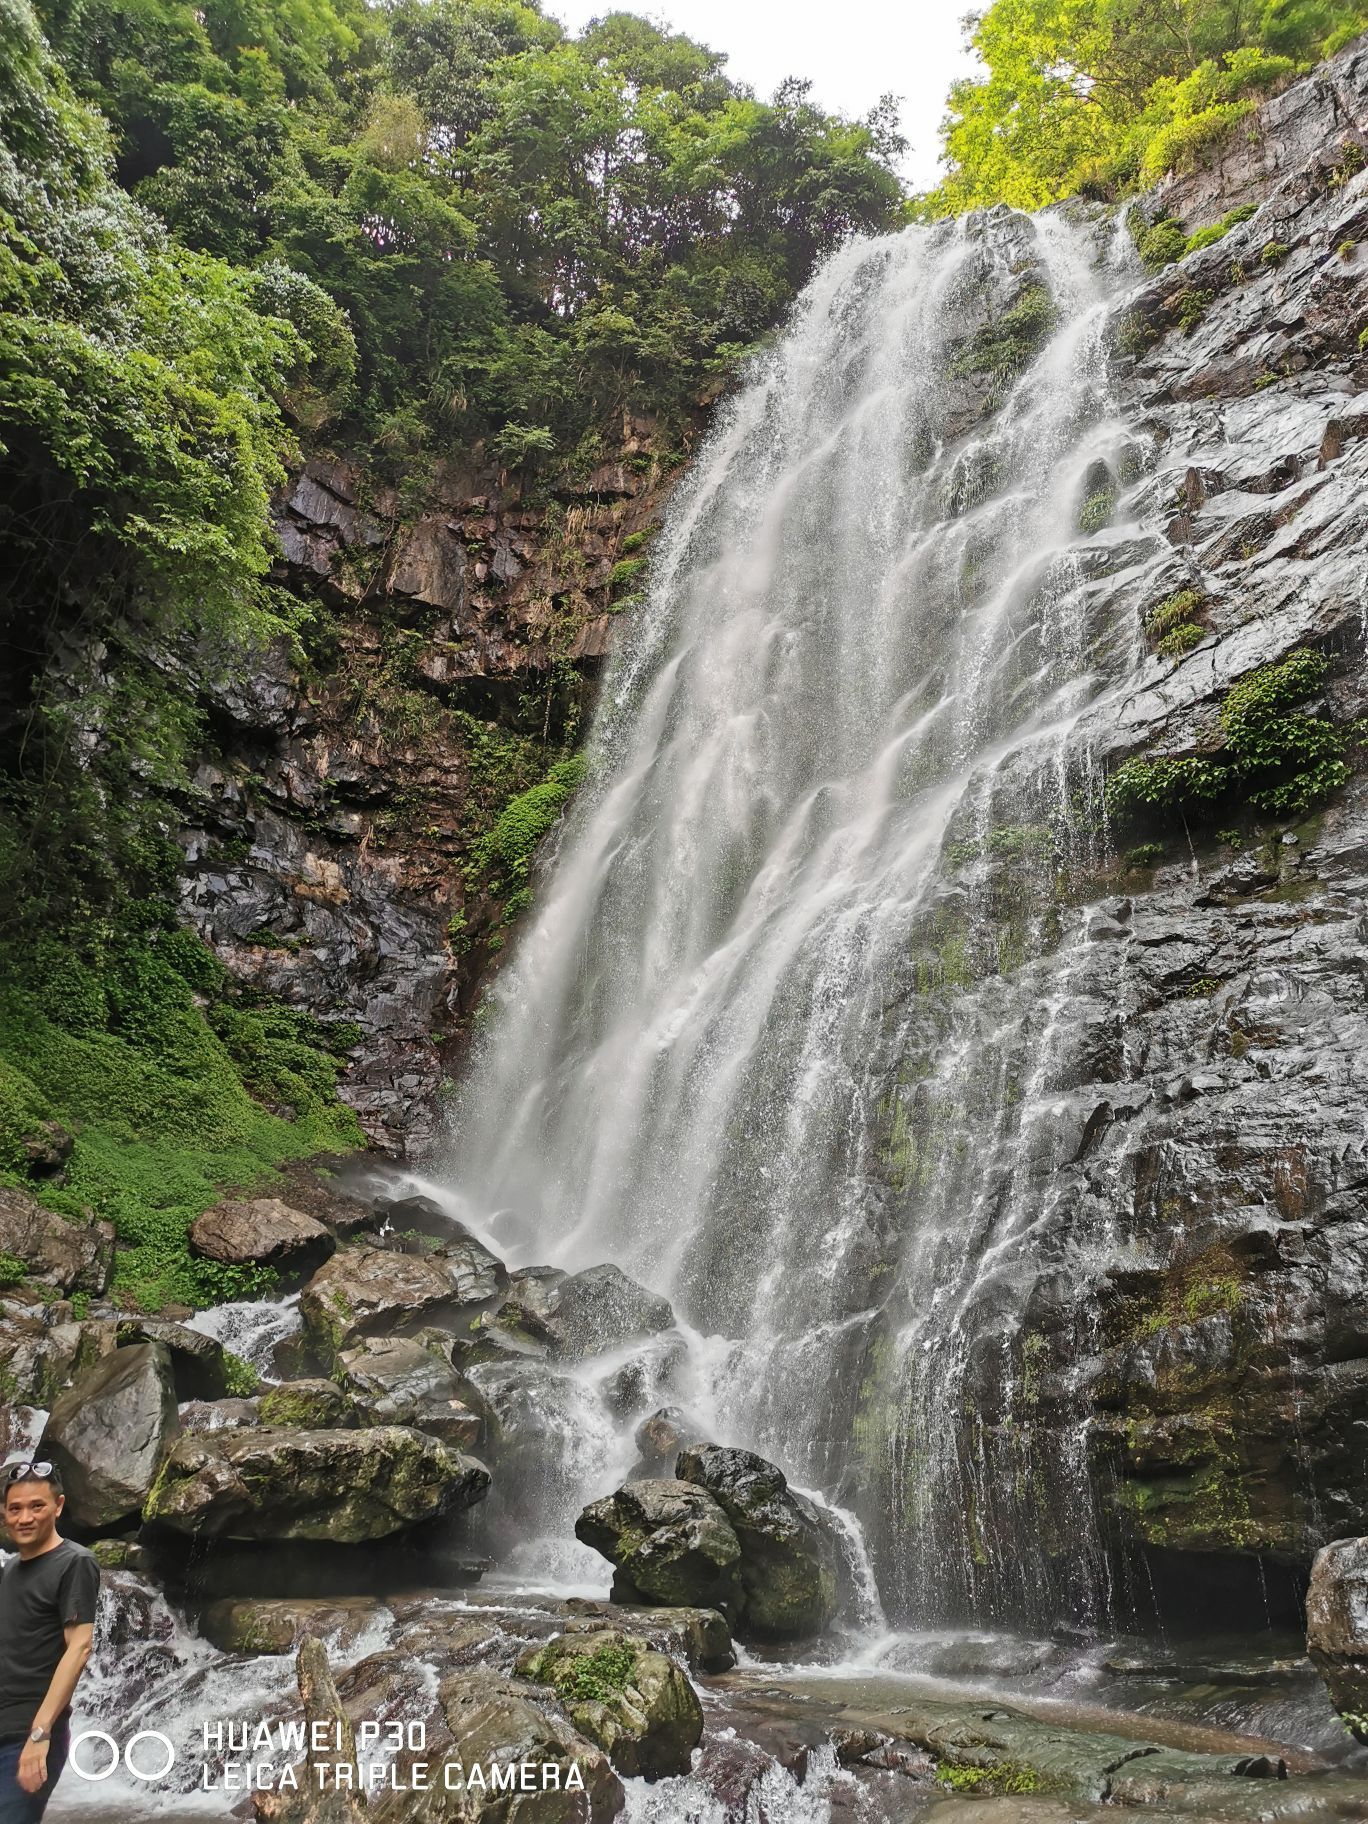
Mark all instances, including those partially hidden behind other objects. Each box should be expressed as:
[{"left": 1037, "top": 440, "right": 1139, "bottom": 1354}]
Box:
[
  {"left": 1106, "top": 648, "right": 1350, "bottom": 827},
  {"left": 929, "top": 0, "right": 1368, "bottom": 214}
]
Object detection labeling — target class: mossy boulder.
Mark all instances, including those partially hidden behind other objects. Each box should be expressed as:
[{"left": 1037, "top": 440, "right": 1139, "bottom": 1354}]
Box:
[
  {"left": 115, "top": 1317, "right": 259, "bottom": 1401},
  {"left": 1307, "top": 1536, "right": 1368, "bottom": 1742},
  {"left": 198, "top": 1595, "right": 384, "bottom": 1656},
  {"left": 258, "top": 1377, "right": 358, "bottom": 1430},
  {"left": 675, "top": 1444, "right": 841, "bottom": 1638},
  {"left": 369, "top": 1669, "right": 622, "bottom": 1824},
  {"left": 339, "top": 1334, "right": 488, "bottom": 1448},
  {"left": 143, "top": 1424, "right": 490, "bottom": 1543},
  {"left": 515, "top": 1629, "right": 702, "bottom": 1779},
  {"left": 300, "top": 1246, "right": 469, "bottom": 1364},
  {"left": 575, "top": 1479, "right": 743, "bottom": 1615}
]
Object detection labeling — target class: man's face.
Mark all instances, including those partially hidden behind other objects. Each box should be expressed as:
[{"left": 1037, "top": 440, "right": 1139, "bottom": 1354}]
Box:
[{"left": 3, "top": 1480, "right": 62, "bottom": 1549}]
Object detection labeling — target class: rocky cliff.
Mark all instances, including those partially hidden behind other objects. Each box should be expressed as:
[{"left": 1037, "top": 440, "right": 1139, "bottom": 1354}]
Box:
[
  {"left": 852, "top": 37, "right": 1368, "bottom": 1620},
  {"left": 175, "top": 421, "right": 690, "bottom": 1155}
]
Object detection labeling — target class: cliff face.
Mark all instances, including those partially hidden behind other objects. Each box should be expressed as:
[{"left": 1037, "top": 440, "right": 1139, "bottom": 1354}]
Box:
[
  {"left": 854, "top": 38, "right": 1368, "bottom": 1613},
  {"left": 176, "top": 422, "right": 688, "bottom": 1155}
]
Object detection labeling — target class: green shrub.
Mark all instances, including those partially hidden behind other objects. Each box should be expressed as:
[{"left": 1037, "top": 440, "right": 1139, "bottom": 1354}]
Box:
[
  {"left": 949, "top": 284, "right": 1057, "bottom": 383},
  {"left": 1157, "top": 622, "right": 1205, "bottom": 657},
  {"left": 1261, "top": 241, "right": 1291, "bottom": 265},
  {"left": 1146, "top": 590, "right": 1204, "bottom": 640},
  {"left": 1182, "top": 203, "right": 1258, "bottom": 255},
  {"left": 1107, "top": 649, "right": 1348, "bottom": 826},
  {"left": 1078, "top": 486, "right": 1117, "bottom": 534},
  {"left": 1135, "top": 217, "right": 1187, "bottom": 269},
  {"left": 608, "top": 556, "right": 648, "bottom": 592},
  {"left": 0, "top": 1253, "right": 29, "bottom": 1288},
  {"left": 1173, "top": 288, "right": 1212, "bottom": 333}
]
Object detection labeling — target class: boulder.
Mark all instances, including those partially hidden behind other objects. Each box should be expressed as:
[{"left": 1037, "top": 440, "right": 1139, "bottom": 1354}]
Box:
[
  {"left": 42, "top": 1342, "right": 180, "bottom": 1530},
  {"left": 199, "top": 1595, "right": 385, "bottom": 1656},
  {"left": 375, "top": 1194, "right": 464, "bottom": 1241},
  {"left": 190, "top": 1198, "right": 336, "bottom": 1276},
  {"left": 0, "top": 1187, "right": 113, "bottom": 1294},
  {"left": 0, "top": 1312, "right": 114, "bottom": 1409},
  {"left": 258, "top": 1379, "right": 358, "bottom": 1430},
  {"left": 300, "top": 1248, "right": 465, "bottom": 1361},
  {"left": 116, "top": 1318, "right": 259, "bottom": 1400},
  {"left": 626, "top": 1408, "right": 702, "bottom": 1478},
  {"left": 370, "top": 1670, "right": 623, "bottom": 1824},
  {"left": 505, "top": 1266, "right": 566, "bottom": 1320},
  {"left": 541, "top": 1266, "right": 674, "bottom": 1361},
  {"left": 560, "top": 1599, "right": 734, "bottom": 1674},
  {"left": 179, "top": 1398, "right": 262, "bottom": 1433},
  {"left": 143, "top": 1425, "right": 490, "bottom": 1543},
  {"left": 339, "top": 1335, "right": 488, "bottom": 1449},
  {"left": 575, "top": 1480, "right": 742, "bottom": 1615},
  {"left": 675, "top": 1444, "right": 840, "bottom": 1638},
  {"left": 1307, "top": 1536, "right": 1368, "bottom": 1742},
  {"left": 423, "top": 1235, "right": 507, "bottom": 1308},
  {"left": 516, "top": 1629, "right": 702, "bottom": 1779}
]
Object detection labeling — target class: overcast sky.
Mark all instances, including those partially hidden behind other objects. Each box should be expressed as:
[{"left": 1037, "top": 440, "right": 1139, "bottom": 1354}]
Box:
[{"left": 547, "top": 0, "right": 982, "bottom": 192}]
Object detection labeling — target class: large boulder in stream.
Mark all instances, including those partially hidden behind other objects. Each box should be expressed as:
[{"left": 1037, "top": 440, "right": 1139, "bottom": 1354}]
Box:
[
  {"left": 575, "top": 1479, "right": 743, "bottom": 1615},
  {"left": 370, "top": 1670, "right": 623, "bottom": 1824},
  {"left": 1307, "top": 1536, "right": 1368, "bottom": 1741},
  {"left": 143, "top": 1424, "right": 489, "bottom": 1543},
  {"left": 577, "top": 1446, "right": 842, "bottom": 1639},
  {"left": 516, "top": 1628, "right": 702, "bottom": 1779},
  {"left": 675, "top": 1444, "right": 842, "bottom": 1637},
  {"left": 41, "top": 1341, "right": 180, "bottom": 1530},
  {"left": 301, "top": 1245, "right": 499, "bottom": 1362},
  {"left": 339, "top": 1333, "right": 489, "bottom": 1449},
  {"left": 540, "top": 1265, "right": 673, "bottom": 1361}
]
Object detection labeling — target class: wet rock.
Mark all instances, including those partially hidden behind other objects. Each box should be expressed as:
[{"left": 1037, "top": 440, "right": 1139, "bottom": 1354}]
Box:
[
  {"left": 505, "top": 1266, "right": 566, "bottom": 1320},
  {"left": 190, "top": 1198, "right": 336, "bottom": 1276},
  {"left": 560, "top": 1599, "right": 734, "bottom": 1674},
  {"left": 199, "top": 1595, "right": 386, "bottom": 1656},
  {"left": 115, "top": 1317, "right": 259, "bottom": 1401},
  {"left": 253, "top": 1634, "right": 366, "bottom": 1824},
  {"left": 1306, "top": 1535, "right": 1368, "bottom": 1741},
  {"left": 675, "top": 1444, "right": 841, "bottom": 1638},
  {"left": 42, "top": 1342, "right": 181, "bottom": 1531},
  {"left": 516, "top": 1628, "right": 702, "bottom": 1779},
  {"left": 0, "top": 1311, "right": 113, "bottom": 1408},
  {"left": 179, "top": 1397, "right": 262, "bottom": 1432},
  {"left": 371, "top": 1669, "right": 623, "bottom": 1824},
  {"left": 143, "top": 1424, "right": 489, "bottom": 1543},
  {"left": 258, "top": 1378, "right": 358, "bottom": 1430},
  {"left": 0, "top": 1187, "right": 113, "bottom": 1294},
  {"left": 422, "top": 1234, "right": 508, "bottom": 1308},
  {"left": 626, "top": 1407, "right": 703, "bottom": 1478},
  {"left": 339, "top": 1335, "right": 488, "bottom": 1449},
  {"left": 376, "top": 1194, "right": 465, "bottom": 1241},
  {"left": 541, "top": 1265, "right": 674, "bottom": 1361},
  {"left": 575, "top": 1479, "right": 743, "bottom": 1615},
  {"left": 300, "top": 1247, "right": 469, "bottom": 1362}
]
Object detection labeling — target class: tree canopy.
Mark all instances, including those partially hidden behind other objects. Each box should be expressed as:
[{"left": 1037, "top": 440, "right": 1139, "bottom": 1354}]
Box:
[{"left": 929, "top": 0, "right": 1368, "bottom": 213}]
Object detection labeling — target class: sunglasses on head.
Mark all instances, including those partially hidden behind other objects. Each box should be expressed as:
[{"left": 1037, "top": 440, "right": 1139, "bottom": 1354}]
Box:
[{"left": 4, "top": 1462, "right": 54, "bottom": 1483}]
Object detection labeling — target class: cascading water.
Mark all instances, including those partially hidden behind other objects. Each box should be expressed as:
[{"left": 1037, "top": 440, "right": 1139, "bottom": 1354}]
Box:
[{"left": 443, "top": 204, "right": 1155, "bottom": 1637}]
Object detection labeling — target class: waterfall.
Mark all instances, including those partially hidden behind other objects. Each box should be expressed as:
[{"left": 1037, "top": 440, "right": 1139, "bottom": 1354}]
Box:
[{"left": 446, "top": 206, "right": 1150, "bottom": 1632}]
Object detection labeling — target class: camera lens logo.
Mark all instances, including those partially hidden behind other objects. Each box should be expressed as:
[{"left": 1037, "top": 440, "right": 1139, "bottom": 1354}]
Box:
[{"left": 70, "top": 1729, "right": 176, "bottom": 1782}]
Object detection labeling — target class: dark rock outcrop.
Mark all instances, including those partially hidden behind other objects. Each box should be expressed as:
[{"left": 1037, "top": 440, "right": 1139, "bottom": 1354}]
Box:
[{"left": 1307, "top": 1536, "right": 1368, "bottom": 1740}]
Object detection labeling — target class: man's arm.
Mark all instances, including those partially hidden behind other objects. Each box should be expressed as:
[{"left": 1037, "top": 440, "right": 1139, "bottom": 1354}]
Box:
[{"left": 16, "top": 1621, "right": 94, "bottom": 1794}]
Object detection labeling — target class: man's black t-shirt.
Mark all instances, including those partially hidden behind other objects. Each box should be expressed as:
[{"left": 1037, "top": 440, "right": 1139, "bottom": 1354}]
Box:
[{"left": 0, "top": 1539, "right": 100, "bottom": 1739}]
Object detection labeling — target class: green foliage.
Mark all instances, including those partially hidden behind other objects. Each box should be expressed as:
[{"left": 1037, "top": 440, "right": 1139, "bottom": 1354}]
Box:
[
  {"left": 1135, "top": 216, "right": 1187, "bottom": 269},
  {"left": 1107, "top": 648, "right": 1348, "bottom": 826},
  {"left": 1183, "top": 202, "right": 1258, "bottom": 253},
  {"left": 608, "top": 556, "right": 648, "bottom": 592},
  {"left": 1078, "top": 485, "right": 1117, "bottom": 534},
  {"left": 219, "top": 1351, "right": 261, "bottom": 1396},
  {"left": 1146, "top": 589, "right": 1205, "bottom": 639},
  {"left": 0, "top": 1253, "right": 28, "bottom": 1288},
  {"left": 948, "top": 283, "right": 1057, "bottom": 383},
  {"left": 1157, "top": 622, "right": 1206, "bottom": 657},
  {"left": 1261, "top": 239, "right": 1291, "bottom": 263},
  {"left": 928, "top": 1, "right": 1363, "bottom": 214},
  {"left": 470, "top": 754, "right": 586, "bottom": 886},
  {"left": 549, "top": 1643, "right": 638, "bottom": 1705},
  {"left": 0, "top": 920, "right": 361, "bottom": 1311},
  {"left": 1173, "top": 287, "right": 1213, "bottom": 332}
]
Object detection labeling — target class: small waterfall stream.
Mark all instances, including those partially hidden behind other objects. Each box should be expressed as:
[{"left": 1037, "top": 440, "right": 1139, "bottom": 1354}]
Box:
[{"left": 443, "top": 205, "right": 1153, "bottom": 1632}]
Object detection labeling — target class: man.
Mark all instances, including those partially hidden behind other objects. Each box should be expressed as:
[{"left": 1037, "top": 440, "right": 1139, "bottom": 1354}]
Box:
[{"left": 0, "top": 1463, "right": 100, "bottom": 1823}]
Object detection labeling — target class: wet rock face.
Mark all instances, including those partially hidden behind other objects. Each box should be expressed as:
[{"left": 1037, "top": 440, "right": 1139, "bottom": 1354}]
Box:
[
  {"left": 179, "top": 430, "right": 688, "bottom": 1158},
  {"left": 576, "top": 1479, "right": 743, "bottom": 1616},
  {"left": 840, "top": 40, "right": 1368, "bottom": 1629},
  {"left": 142, "top": 1424, "right": 490, "bottom": 1543},
  {"left": 41, "top": 1341, "right": 180, "bottom": 1531},
  {"left": 1306, "top": 1536, "right": 1368, "bottom": 1739},
  {"left": 515, "top": 1628, "right": 703, "bottom": 1780},
  {"left": 300, "top": 1245, "right": 488, "bottom": 1361}
]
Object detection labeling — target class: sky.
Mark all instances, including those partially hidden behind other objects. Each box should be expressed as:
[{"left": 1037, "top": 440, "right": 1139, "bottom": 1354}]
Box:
[{"left": 547, "top": 0, "right": 982, "bottom": 193}]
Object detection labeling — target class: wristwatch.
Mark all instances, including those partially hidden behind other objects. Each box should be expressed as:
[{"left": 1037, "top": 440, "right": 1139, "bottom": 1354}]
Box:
[{"left": 28, "top": 1728, "right": 49, "bottom": 1744}]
